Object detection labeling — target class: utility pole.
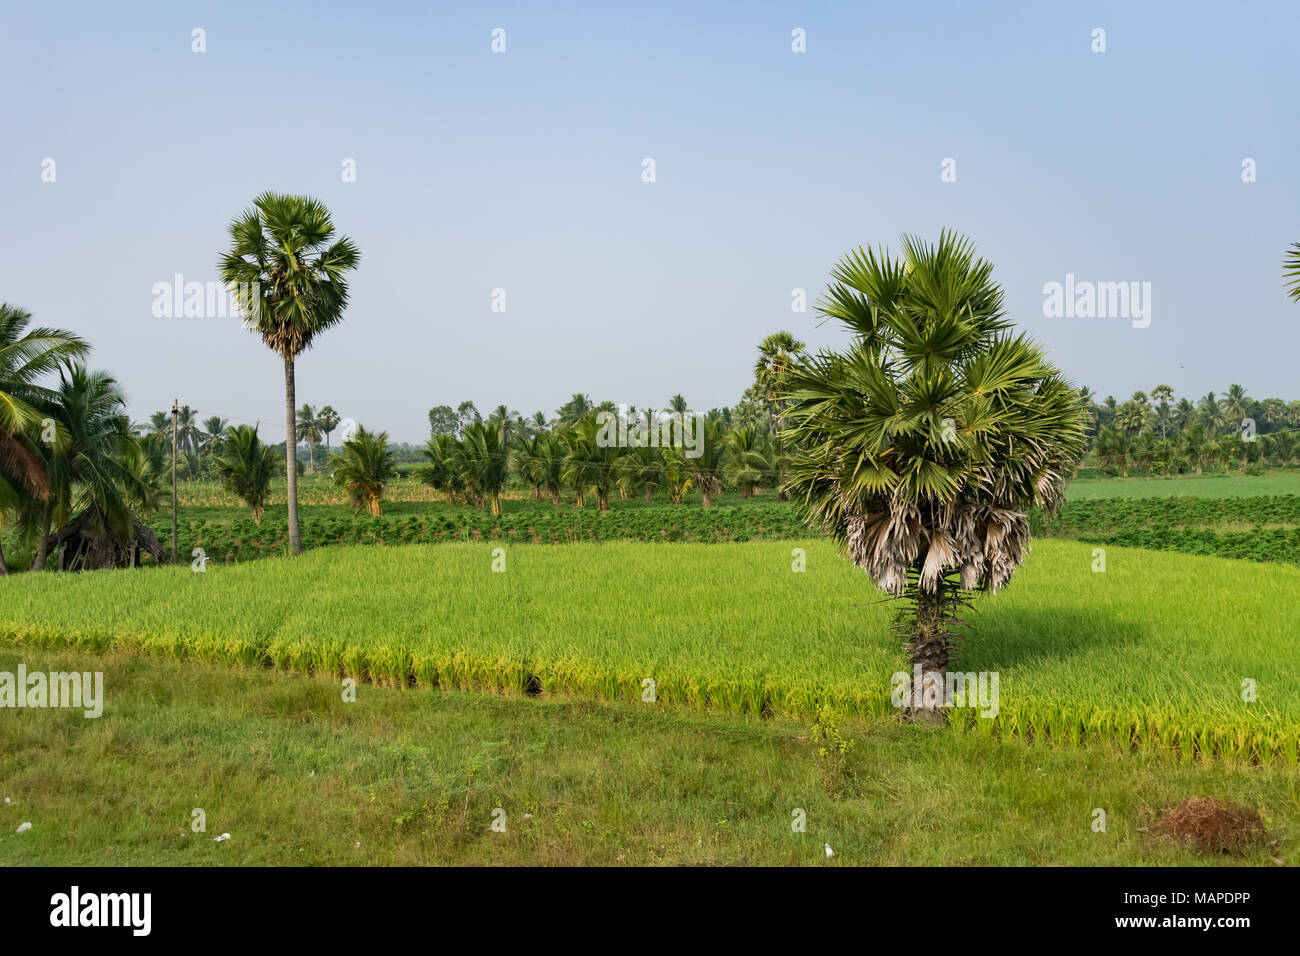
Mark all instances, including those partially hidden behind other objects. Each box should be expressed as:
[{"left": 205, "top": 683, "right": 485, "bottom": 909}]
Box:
[{"left": 171, "top": 398, "right": 179, "bottom": 561}]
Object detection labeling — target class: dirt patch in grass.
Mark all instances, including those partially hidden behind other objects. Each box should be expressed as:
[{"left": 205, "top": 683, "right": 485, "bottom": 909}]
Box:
[{"left": 1156, "top": 797, "right": 1265, "bottom": 854}]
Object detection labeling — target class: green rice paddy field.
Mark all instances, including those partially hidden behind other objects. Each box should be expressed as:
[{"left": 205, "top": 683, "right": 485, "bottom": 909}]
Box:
[{"left": 2, "top": 538, "right": 1296, "bottom": 764}]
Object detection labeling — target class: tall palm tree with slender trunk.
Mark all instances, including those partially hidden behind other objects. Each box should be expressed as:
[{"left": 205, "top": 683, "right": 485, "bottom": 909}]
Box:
[
  {"left": 753, "top": 331, "right": 806, "bottom": 432},
  {"left": 219, "top": 193, "right": 360, "bottom": 555},
  {"left": 1151, "top": 384, "right": 1173, "bottom": 439},
  {"left": 200, "top": 416, "right": 228, "bottom": 475},
  {"left": 318, "top": 405, "right": 341, "bottom": 455},
  {"left": 779, "top": 232, "right": 1085, "bottom": 717}
]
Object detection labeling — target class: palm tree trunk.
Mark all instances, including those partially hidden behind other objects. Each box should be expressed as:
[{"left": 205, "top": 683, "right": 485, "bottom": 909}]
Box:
[
  {"left": 284, "top": 355, "right": 303, "bottom": 555},
  {"left": 906, "top": 579, "right": 953, "bottom": 723},
  {"left": 0, "top": 534, "right": 8, "bottom": 575},
  {"left": 30, "top": 507, "right": 53, "bottom": 571}
]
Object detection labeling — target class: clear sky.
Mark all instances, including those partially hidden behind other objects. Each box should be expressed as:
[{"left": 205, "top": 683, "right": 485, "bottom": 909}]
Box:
[{"left": 3, "top": 0, "right": 1298, "bottom": 442}]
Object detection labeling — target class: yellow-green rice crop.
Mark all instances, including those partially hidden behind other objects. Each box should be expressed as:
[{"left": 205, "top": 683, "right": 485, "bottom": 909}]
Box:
[{"left": 0, "top": 539, "right": 1295, "bottom": 762}]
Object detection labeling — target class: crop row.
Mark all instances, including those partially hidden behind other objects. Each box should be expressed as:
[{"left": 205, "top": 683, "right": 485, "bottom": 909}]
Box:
[{"left": 149, "top": 504, "right": 811, "bottom": 563}]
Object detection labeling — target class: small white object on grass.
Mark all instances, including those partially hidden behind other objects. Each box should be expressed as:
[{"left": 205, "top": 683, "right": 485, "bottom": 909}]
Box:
[
  {"left": 214, "top": 832, "right": 231, "bottom": 842},
  {"left": 824, "top": 843, "right": 834, "bottom": 858},
  {"left": 16, "top": 822, "right": 32, "bottom": 834},
  {"left": 307, "top": 770, "right": 316, "bottom": 777}
]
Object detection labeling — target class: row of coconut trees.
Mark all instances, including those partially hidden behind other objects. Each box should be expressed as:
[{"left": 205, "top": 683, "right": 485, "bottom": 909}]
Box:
[
  {"left": 414, "top": 415, "right": 782, "bottom": 514},
  {"left": 1093, "top": 425, "right": 1299, "bottom": 477}
]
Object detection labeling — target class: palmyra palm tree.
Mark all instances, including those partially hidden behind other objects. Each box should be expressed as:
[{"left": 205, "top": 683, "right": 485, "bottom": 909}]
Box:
[
  {"left": 219, "top": 192, "right": 360, "bottom": 555},
  {"left": 214, "top": 425, "right": 279, "bottom": 523},
  {"left": 317, "top": 405, "right": 341, "bottom": 454},
  {"left": 1283, "top": 242, "right": 1300, "bottom": 303},
  {"left": 753, "top": 330, "right": 806, "bottom": 431},
  {"left": 779, "top": 232, "right": 1085, "bottom": 714},
  {"left": 0, "top": 304, "right": 88, "bottom": 574},
  {"left": 1150, "top": 384, "right": 1174, "bottom": 439},
  {"left": 328, "top": 426, "right": 396, "bottom": 517}
]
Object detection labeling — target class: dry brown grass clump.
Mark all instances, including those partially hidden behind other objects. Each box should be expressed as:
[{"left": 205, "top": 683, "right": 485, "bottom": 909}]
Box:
[{"left": 1156, "top": 797, "right": 1265, "bottom": 854}]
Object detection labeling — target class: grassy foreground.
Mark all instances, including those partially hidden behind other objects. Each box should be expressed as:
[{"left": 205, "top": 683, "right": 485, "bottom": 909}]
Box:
[
  {"left": 0, "top": 647, "right": 1293, "bottom": 866},
  {"left": 1, "top": 539, "right": 1297, "bottom": 762}
]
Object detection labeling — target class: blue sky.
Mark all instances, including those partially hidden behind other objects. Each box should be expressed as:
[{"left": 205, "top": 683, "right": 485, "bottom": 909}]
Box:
[{"left": 3, "top": 0, "right": 1298, "bottom": 441}]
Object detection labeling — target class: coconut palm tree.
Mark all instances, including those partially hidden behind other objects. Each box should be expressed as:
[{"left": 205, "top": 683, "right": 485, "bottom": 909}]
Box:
[
  {"left": 487, "top": 404, "right": 522, "bottom": 444},
  {"left": 1095, "top": 426, "right": 1132, "bottom": 477},
  {"left": 561, "top": 415, "right": 619, "bottom": 510},
  {"left": 175, "top": 405, "right": 201, "bottom": 458},
  {"left": 28, "top": 366, "right": 158, "bottom": 570},
  {"left": 296, "top": 403, "right": 322, "bottom": 473},
  {"left": 458, "top": 422, "right": 509, "bottom": 514},
  {"left": 660, "top": 448, "right": 693, "bottom": 505},
  {"left": 415, "top": 433, "right": 467, "bottom": 503},
  {"left": 1180, "top": 426, "right": 1208, "bottom": 474},
  {"left": 145, "top": 411, "right": 171, "bottom": 440},
  {"left": 617, "top": 444, "right": 665, "bottom": 502},
  {"left": 218, "top": 192, "right": 360, "bottom": 554},
  {"left": 779, "top": 232, "right": 1086, "bottom": 714},
  {"left": 200, "top": 416, "right": 229, "bottom": 475},
  {"left": 1266, "top": 431, "right": 1297, "bottom": 467},
  {"left": 214, "top": 425, "right": 279, "bottom": 523},
  {"left": 555, "top": 394, "right": 592, "bottom": 428},
  {"left": 0, "top": 304, "right": 88, "bottom": 573},
  {"left": 329, "top": 426, "right": 396, "bottom": 517},
  {"left": 726, "top": 426, "right": 773, "bottom": 498},
  {"left": 1197, "top": 392, "right": 1224, "bottom": 436},
  {"left": 1222, "top": 384, "right": 1250, "bottom": 433}
]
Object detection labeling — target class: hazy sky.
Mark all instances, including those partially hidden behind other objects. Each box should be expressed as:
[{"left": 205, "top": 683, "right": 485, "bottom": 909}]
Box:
[{"left": 4, "top": 0, "right": 1298, "bottom": 442}]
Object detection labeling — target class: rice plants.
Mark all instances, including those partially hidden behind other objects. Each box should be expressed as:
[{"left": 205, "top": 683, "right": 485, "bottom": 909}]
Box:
[{"left": 1, "top": 538, "right": 1296, "bottom": 762}]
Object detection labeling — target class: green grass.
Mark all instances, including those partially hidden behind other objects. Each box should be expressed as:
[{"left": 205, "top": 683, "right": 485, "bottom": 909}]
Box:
[
  {"left": 2, "top": 538, "right": 1296, "bottom": 763},
  {"left": 1066, "top": 471, "right": 1300, "bottom": 499},
  {"left": 0, "top": 647, "right": 1293, "bottom": 866}
]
